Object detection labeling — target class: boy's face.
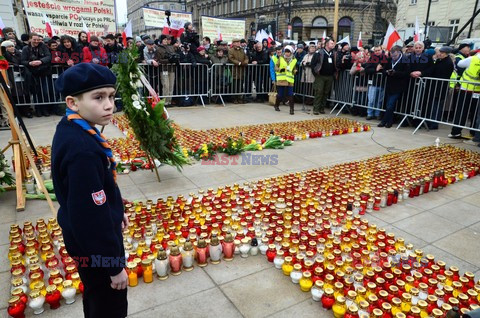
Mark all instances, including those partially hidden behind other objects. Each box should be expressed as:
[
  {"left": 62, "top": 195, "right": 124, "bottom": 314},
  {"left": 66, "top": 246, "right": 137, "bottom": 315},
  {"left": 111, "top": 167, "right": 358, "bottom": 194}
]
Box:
[{"left": 67, "top": 87, "right": 116, "bottom": 126}]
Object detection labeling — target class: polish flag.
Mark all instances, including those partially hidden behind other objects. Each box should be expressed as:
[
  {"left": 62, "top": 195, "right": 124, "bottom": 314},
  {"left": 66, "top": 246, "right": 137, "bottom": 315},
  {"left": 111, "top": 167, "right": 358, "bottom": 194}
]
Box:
[
  {"left": 217, "top": 27, "right": 223, "bottom": 41},
  {"left": 162, "top": 18, "right": 185, "bottom": 39},
  {"left": 322, "top": 30, "right": 326, "bottom": 41},
  {"left": 268, "top": 32, "right": 275, "bottom": 48},
  {"left": 0, "top": 16, "right": 5, "bottom": 38},
  {"left": 81, "top": 18, "right": 91, "bottom": 42},
  {"left": 383, "top": 22, "right": 402, "bottom": 50},
  {"left": 414, "top": 16, "right": 420, "bottom": 42},
  {"left": 357, "top": 32, "right": 363, "bottom": 48},
  {"left": 43, "top": 13, "right": 56, "bottom": 37},
  {"left": 122, "top": 20, "right": 132, "bottom": 47}
]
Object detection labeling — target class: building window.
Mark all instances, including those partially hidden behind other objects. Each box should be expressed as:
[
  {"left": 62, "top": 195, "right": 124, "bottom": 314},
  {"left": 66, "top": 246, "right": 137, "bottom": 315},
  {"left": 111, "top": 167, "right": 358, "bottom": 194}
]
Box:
[
  {"left": 231, "top": 1, "right": 234, "bottom": 13},
  {"left": 427, "top": 21, "right": 435, "bottom": 26},
  {"left": 158, "top": 4, "right": 164, "bottom": 9},
  {"left": 245, "top": 0, "right": 248, "bottom": 10},
  {"left": 237, "top": 0, "right": 241, "bottom": 11},
  {"left": 182, "top": 5, "right": 185, "bottom": 11},
  {"left": 224, "top": 2, "right": 228, "bottom": 14},
  {"left": 450, "top": 19, "right": 460, "bottom": 39},
  {"left": 213, "top": 4, "right": 216, "bottom": 15},
  {"left": 252, "top": 0, "right": 256, "bottom": 8},
  {"left": 261, "top": 0, "right": 265, "bottom": 6},
  {"left": 410, "top": 0, "right": 417, "bottom": 4},
  {"left": 406, "top": 23, "right": 414, "bottom": 28},
  {"left": 170, "top": 4, "right": 175, "bottom": 11}
]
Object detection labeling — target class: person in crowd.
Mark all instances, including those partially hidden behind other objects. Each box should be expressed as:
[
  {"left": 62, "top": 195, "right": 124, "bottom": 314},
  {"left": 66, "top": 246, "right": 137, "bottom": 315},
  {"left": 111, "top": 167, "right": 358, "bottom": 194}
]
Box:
[
  {"left": 337, "top": 43, "right": 353, "bottom": 71},
  {"left": 294, "top": 44, "right": 306, "bottom": 69},
  {"left": 21, "top": 33, "right": 53, "bottom": 117},
  {"left": 228, "top": 38, "right": 249, "bottom": 104},
  {"left": 48, "top": 39, "right": 63, "bottom": 66},
  {"left": 104, "top": 34, "right": 123, "bottom": 68},
  {"left": 2, "top": 40, "right": 33, "bottom": 118},
  {"left": 210, "top": 47, "right": 230, "bottom": 104},
  {"left": 82, "top": 36, "right": 108, "bottom": 66},
  {"left": 270, "top": 46, "right": 283, "bottom": 86},
  {"left": 195, "top": 46, "right": 212, "bottom": 99},
  {"left": 377, "top": 45, "right": 410, "bottom": 128},
  {"left": 202, "top": 36, "right": 215, "bottom": 56},
  {"left": 311, "top": 37, "right": 337, "bottom": 115},
  {"left": 180, "top": 22, "right": 200, "bottom": 52},
  {"left": 137, "top": 35, "right": 151, "bottom": 61},
  {"left": 411, "top": 46, "right": 454, "bottom": 130},
  {"left": 449, "top": 49, "right": 480, "bottom": 139},
  {"left": 274, "top": 46, "right": 297, "bottom": 115},
  {"left": 364, "top": 45, "right": 389, "bottom": 120},
  {"left": 450, "top": 43, "right": 472, "bottom": 86},
  {"left": 142, "top": 39, "right": 159, "bottom": 93},
  {"left": 262, "top": 39, "right": 269, "bottom": 51},
  {"left": 179, "top": 43, "right": 195, "bottom": 63},
  {"left": 2, "top": 27, "right": 24, "bottom": 50},
  {"left": 52, "top": 63, "right": 128, "bottom": 318},
  {"left": 77, "top": 31, "right": 89, "bottom": 49},
  {"left": 20, "top": 33, "right": 30, "bottom": 48},
  {"left": 349, "top": 50, "right": 369, "bottom": 116},
  {"left": 154, "top": 34, "right": 177, "bottom": 106},
  {"left": 250, "top": 42, "right": 270, "bottom": 102},
  {"left": 240, "top": 39, "right": 250, "bottom": 57},
  {"left": 58, "top": 35, "right": 82, "bottom": 66},
  {"left": 135, "top": 36, "right": 143, "bottom": 50},
  {"left": 404, "top": 42, "right": 414, "bottom": 56},
  {"left": 300, "top": 43, "right": 317, "bottom": 105}
]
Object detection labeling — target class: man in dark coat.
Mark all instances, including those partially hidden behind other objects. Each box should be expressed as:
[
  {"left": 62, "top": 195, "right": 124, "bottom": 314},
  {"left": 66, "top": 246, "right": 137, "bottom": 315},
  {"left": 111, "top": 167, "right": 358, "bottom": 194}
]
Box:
[
  {"left": 21, "top": 33, "right": 53, "bottom": 117},
  {"left": 378, "top": 45, "right": 410, "bottom": 128},
  {"left": 104, "top": 34, "right": 123, "bottom": 68},
  {"left": 250, "top": 42, "right": 270, "bottom": 102}
]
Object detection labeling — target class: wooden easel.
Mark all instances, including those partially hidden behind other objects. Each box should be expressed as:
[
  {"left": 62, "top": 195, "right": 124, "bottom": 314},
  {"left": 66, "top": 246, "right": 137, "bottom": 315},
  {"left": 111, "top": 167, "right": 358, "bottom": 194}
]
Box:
[{"left": 0, "top": 68, "right": 56, "bottom": 215}]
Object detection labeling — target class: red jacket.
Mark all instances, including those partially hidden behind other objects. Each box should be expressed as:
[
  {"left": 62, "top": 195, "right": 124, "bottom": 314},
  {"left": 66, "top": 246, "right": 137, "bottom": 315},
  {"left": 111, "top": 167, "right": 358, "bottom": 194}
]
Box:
[{"left": 82, "top": 46, "right": 108, "bottom": 66}]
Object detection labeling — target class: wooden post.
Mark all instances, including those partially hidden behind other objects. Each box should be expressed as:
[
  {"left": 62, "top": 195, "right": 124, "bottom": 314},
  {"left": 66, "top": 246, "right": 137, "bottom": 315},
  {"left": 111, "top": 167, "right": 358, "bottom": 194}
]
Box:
[{"left": 333, "top": 0, "right": 340, "bottom": 41}]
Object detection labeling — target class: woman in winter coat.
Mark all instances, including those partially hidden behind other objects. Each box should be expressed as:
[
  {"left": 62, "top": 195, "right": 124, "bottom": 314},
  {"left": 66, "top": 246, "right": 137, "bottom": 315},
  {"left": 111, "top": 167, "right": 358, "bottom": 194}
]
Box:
[
  {"left": 349, "top": 51, "right": 369, "bottom": 116},
  {"left": 210, "top": 48, "right": 230, "bottom": 103},
  {"left": 300, "top": 43, "right": 316, "bottom": 105},
  {"left": 82, "top": 36, "right": 108, "bottom": 66}
]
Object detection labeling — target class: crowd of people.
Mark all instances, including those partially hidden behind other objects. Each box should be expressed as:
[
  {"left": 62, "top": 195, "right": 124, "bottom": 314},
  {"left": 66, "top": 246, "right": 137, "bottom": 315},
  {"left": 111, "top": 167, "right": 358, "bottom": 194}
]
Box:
[{"left": 0, "top": 24, "right": 479, "bottom": 145}]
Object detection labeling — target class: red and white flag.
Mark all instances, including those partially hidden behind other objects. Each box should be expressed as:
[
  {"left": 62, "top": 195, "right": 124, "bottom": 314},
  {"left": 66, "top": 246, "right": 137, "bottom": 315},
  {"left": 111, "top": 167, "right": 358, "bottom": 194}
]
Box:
[
  {"left": 383, "top": 22, "right": 402, "bottom": 50},
  {"left": 122, "top": 20, "right": 132, "bottom": 47},
  {"left": 268, "top": 32, "right": 275, "bottom": 48},
  {"left": 162, "top": 18, "right": 184, "bottom": 38},
  {"left": 322, "top": 30, "right": 326, "bottom": 41},
  {"left": 357, "top": 32, "right": 363, "bottom": 48},
  {"left": 43, "top": 13, "right": 56, "bottom": 37},
  {"left": 0, "top": 16, "right": 5, "bottom": 38},
  {"left": 81, "top": 18, "right": 91, "bottom": 42},
  {"left": 414, "top": 16, "right": 420, "bottom": 42},
  {"left": 217, "top": 27, "right": 223, "bottom": 41}
]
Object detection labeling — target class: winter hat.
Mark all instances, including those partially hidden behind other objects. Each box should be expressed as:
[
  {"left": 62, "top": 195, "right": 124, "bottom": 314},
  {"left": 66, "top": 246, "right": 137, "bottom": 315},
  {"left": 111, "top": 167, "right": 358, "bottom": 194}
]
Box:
[
  {"left": 1, "top": 40, "right": 15, "bottom": 48},
  {"left": 458, "top": 43, "right": 471, "bottom": 51},
  {"left": 135, "top": 36, "right": 142, "bottom": 42},
  {"left": 284, "top": 45, "right": 294, "bottom": 53},
  {"left": 55, "top": 63, "right": 116, "bottom": 97},
  {"left": 184, "top": 22, "right": 192, "bottom": 30},
  {"left": 197, "top": 46, "right": 205, "bottom": 52}
]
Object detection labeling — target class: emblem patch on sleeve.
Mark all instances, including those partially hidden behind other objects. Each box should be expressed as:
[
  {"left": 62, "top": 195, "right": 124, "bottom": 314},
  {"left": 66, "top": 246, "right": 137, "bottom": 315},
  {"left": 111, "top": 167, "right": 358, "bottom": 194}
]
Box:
[{"left": 91, "top": 190, "right": 107, "bottom": 206}]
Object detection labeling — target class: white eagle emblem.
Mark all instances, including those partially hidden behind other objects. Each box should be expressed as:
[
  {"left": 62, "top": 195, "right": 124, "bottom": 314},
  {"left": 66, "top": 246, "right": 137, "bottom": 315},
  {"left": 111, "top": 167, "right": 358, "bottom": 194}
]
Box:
[{"left": 91, "top": 190, "right": 107, "bottom": 206}]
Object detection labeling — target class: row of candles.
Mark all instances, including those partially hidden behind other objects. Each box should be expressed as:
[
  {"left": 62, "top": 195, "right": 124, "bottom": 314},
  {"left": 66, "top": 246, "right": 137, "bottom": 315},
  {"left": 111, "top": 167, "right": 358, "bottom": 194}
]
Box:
[{"left": 8, "top": 145, "right": 480, "bottom": 317}]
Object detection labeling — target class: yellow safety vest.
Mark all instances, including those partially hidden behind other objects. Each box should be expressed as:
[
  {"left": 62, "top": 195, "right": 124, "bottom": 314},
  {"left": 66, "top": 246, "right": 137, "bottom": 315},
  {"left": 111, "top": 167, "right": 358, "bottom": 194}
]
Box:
[
  {"left": 460, "top": 55, "right": 480, "bottom": 92},
  {"left": 272, "top": 55, "right": 278, "bottom": 64},
  {"left": 276, "top": 57, "right": 297, "bottom": 84},
  {"left": 450, "top": 54, "right": 466, "bottom": 88}
]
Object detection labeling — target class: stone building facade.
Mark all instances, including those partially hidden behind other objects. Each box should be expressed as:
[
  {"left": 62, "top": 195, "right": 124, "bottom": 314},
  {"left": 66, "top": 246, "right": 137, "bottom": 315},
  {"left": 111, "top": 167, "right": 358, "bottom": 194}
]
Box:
[{"left": 185, "top": 0, "right": 397, "bottom": 45}]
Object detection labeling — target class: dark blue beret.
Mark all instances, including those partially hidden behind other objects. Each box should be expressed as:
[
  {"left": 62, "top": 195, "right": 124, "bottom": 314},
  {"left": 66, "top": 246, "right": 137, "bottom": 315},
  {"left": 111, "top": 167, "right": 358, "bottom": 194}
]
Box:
[{"left": 55, "top": 63, "right": 116, "bottom": 97}]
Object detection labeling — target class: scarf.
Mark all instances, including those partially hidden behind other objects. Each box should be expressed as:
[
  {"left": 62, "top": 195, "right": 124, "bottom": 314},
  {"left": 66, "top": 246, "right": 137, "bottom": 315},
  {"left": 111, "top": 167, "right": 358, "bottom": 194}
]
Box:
[{"left": 66, "top": 108, "right": 117, "bottom": 182}]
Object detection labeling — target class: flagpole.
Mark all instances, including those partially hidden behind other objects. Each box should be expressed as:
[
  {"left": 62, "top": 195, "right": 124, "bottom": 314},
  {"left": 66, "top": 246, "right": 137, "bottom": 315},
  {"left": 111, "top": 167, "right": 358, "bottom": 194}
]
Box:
[
  {"left": 424, "top": 0, "right": 432, "bottom": 36},
  {"left": 333, "top": 0, "right": 339, "bottom": 40}
]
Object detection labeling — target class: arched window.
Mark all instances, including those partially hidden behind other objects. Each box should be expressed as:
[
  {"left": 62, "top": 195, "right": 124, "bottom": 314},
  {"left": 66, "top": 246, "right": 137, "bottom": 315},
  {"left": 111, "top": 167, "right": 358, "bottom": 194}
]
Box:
[
  {"left": 338, "top": 16, "right": 353, "bottom": 41},
  {"left": 291, "top": 17, "right": 303, "bottom": 41}
]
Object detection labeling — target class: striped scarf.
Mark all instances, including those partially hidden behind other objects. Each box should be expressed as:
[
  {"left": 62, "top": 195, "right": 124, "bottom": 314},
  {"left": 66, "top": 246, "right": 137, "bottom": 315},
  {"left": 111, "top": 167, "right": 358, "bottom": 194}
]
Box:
[{"left": 66, "top": 108, "right": 117, "bottom": 182}]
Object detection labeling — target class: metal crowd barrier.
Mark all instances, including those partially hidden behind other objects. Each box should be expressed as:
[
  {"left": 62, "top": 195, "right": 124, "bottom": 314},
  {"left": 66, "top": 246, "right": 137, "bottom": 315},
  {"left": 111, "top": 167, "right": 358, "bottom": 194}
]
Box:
[
  {"left": 139, "top": 63, "right": 210, "bottom": 107},
  {"left": 210, "top": 63, "right": 271, "bottom": 106}
]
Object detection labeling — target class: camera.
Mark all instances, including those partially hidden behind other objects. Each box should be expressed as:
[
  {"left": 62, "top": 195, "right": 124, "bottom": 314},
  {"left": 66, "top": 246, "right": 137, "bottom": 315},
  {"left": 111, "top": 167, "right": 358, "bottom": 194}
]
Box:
[{"left": 165, "top": 10, "right": 171, "bottom": 17}]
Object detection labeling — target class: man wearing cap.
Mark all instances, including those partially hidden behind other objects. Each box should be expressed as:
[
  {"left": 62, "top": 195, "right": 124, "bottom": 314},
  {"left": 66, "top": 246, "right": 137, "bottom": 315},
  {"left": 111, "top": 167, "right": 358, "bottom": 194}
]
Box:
[
  {"left": 52, "top": 63, "right": 128, "bottom": 318},
  {"left": 228, "top": 38, "right": 249, "bottom": 104},
  {"left": 21, "top": 32, "right": 53, "bottom": 117},
  {"left": 311, "top": 37, "right": 338, "bottom": 114},
  {"left": 294, "top": 44, "right": 306, "bottom": 69},
  {"left": 405, "top": 42, "right": 414, "bottom": 56},
  {"left": 154, "top": 34, "right": 177, "bottom": 106},
  {"left": 104, "top": 34, "right": 123, "bottom": 68},
  {"left": 410, "top": 46, "right": 454, "bottom": 129}
]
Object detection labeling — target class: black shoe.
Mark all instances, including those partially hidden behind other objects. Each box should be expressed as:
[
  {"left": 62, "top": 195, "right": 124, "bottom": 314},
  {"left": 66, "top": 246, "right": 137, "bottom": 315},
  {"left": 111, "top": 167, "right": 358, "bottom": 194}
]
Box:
[
  {"left": 24, "top": 112, "right": 33, "bottom": 118},
  {"left": 319, "top": 110, "right": 325, "bottom": 114},
  {"left": 385, "top": 123, "right": 392, "bottom": 128},
  {"left": 274, "top": 106, "right": 280, "bottom": 111},
  {"left": 377, "top": 122, "right": 385, "bottom": 127},
  {"left": 42, "top": 110, "right": 50, "bottom": 117},
  {"left": 290, "top": 109, "right": 294, "bottom": 115},
  {"left": 366, "top": 116, "right": 373, "bottom": 120},
  {"left": 35, "top": 110, "right": 43, "bottom": 117},
  {"left": 313, "top": 112, "right": 320, "bottom": 115}
]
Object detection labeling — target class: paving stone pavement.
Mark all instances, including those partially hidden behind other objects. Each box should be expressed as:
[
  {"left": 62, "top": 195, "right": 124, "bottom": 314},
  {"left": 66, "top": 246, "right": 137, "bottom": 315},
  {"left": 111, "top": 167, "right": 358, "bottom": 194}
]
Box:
[{"left": 1, "top": 103, "right": 480, "bottom": 317}]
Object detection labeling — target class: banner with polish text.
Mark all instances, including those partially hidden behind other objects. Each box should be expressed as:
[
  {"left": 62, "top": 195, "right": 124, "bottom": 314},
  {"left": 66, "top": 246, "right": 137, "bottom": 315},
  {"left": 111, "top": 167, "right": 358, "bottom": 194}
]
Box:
[
  {"left": 201, "top": 16, "right": 246, "bottom": 44},
  {"left": 22, "top": 0, "right": 116, "bottom": 38},
  {"left": 142, "top": 7, "right": 192, "bottom": 32}
]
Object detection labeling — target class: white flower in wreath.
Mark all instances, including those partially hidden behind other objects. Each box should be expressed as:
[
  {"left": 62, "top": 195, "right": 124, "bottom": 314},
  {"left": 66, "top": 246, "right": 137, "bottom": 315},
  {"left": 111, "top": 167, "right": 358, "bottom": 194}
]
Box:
[
  {"left": 0, "top": 171, "right": 5, "bottom": 178},
  {"left": 136, "top": 80, "right": 143, "bottom": 88},
  {"left": 131, "top": 94, "right": 139, "bottom": 101},
  {"left": 132, "top": 100, "right": 142, "bottom": 110}
]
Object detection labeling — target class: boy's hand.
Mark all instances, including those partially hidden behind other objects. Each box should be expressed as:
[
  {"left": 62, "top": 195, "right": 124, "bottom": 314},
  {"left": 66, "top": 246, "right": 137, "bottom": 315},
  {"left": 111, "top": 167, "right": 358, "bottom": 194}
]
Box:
[
  {"left": 121, "top": 213, "right": 129, "bottom": 230},
  {"left": 110, "top": 269, "right": 128, "bottom": 290}
]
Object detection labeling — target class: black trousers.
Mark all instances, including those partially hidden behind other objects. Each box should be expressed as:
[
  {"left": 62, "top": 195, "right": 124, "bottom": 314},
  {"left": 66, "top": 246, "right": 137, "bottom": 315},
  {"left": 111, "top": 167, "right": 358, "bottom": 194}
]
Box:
[{"left": 77, "top": 266, "right": 128, "bottom": 318}]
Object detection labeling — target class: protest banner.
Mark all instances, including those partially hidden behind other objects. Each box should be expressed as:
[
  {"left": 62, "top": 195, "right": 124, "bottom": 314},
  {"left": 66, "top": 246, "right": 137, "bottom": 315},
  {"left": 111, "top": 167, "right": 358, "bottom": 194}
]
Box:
[
  {"left": 143, "top": 7, "right": 192, "bottom": 37},
  {"left": 201, "top": 16, "right": 245, "bottom": 43},
  {"left": 22, "top": 0, "right": 115, "bottom": 37}
]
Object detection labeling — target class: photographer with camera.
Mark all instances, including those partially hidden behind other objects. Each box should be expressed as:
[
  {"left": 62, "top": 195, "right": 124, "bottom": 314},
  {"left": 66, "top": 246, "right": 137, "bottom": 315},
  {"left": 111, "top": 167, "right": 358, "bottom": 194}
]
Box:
[
  {"left": 337, "top": 42, "right": 353, "bottom": 71},
  {"left": 154, "top": 34, "right": 179, "bottom": 106},
  {"left": 180, "top": 22, "right": 200, "bottom": 53}
]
